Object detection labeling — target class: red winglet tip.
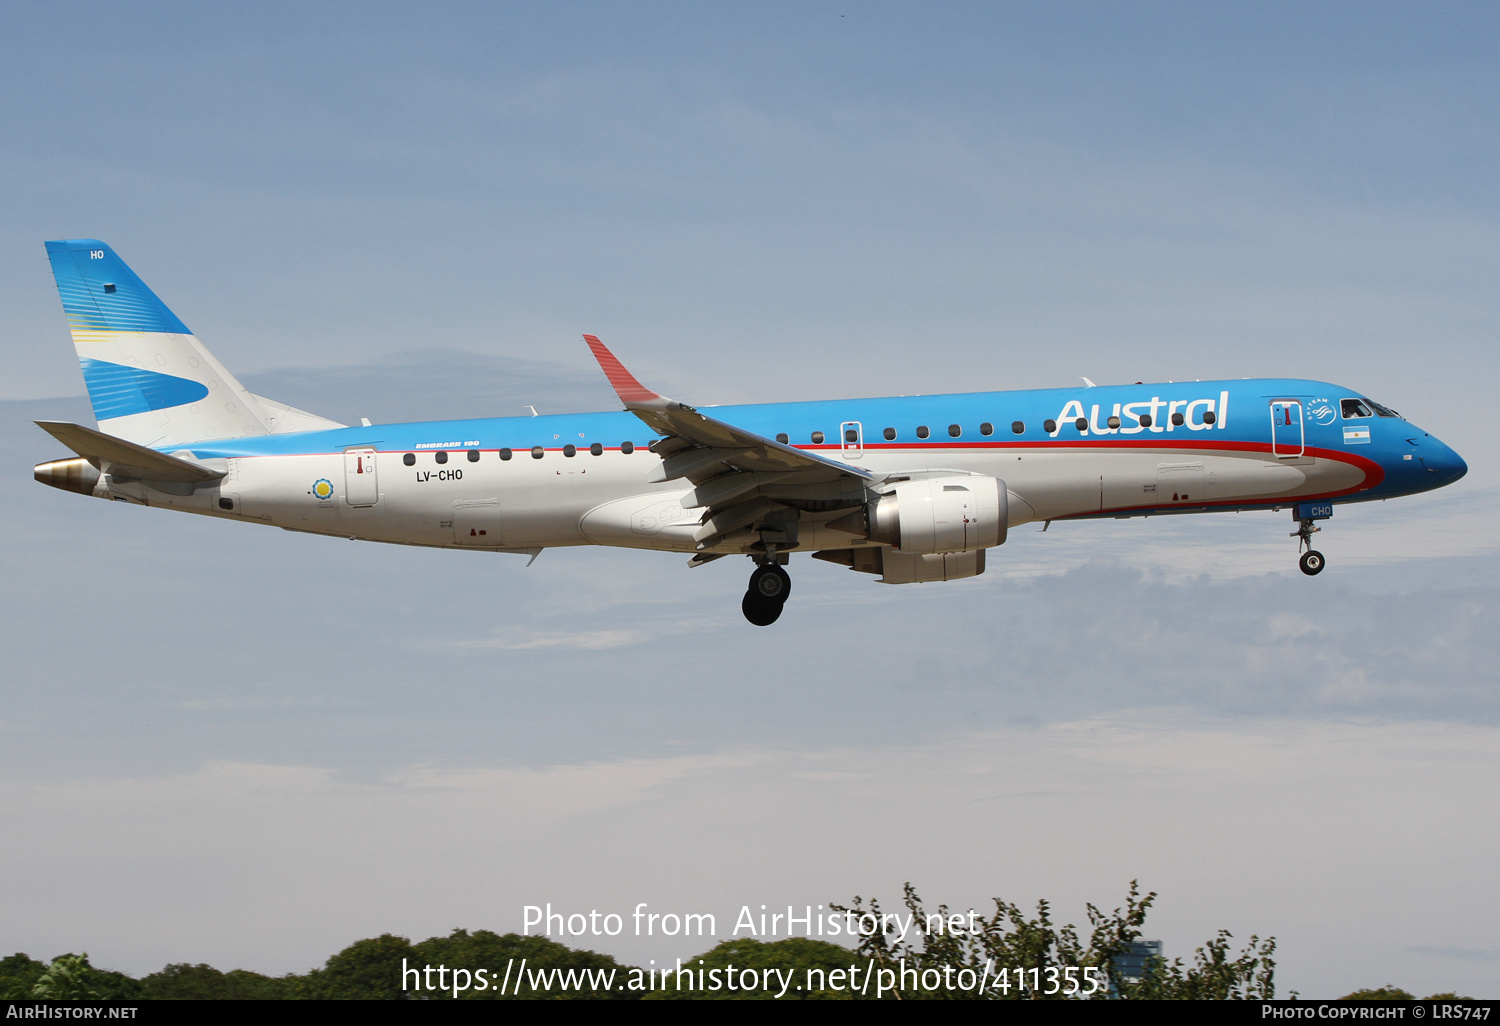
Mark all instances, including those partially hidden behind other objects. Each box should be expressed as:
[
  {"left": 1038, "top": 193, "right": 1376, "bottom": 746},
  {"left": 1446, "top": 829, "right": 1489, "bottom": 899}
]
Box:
[{"left": 582, "top": 335, "right": 661, "bottom": 405}]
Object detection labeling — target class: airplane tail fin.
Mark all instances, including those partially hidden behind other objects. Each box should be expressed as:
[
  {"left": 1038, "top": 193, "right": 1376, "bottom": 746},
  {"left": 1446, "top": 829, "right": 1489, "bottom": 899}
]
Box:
[{"left": 44, "top": 240, "right": 343, "bottom": 447}]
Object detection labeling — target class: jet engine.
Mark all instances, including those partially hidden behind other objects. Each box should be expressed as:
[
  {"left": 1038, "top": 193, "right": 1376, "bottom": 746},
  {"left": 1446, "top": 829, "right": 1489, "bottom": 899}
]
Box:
[{"left": 831, "top": 475, "right": 1007, "bottom": 554}]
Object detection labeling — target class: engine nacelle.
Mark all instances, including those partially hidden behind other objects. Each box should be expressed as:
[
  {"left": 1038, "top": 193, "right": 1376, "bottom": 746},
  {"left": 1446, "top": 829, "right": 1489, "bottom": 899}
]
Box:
[
  {"left": 866, "top": 475, "right": 1007, "bottom": 554},
  {"left": 813, "top": 545, "right": 987, "bottom": 583}
]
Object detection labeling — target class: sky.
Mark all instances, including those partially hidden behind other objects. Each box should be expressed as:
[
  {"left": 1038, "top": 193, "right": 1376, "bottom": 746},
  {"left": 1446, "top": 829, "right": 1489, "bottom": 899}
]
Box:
[{"left": 2, "top": 0, "right": 1498, "bottom": 999}]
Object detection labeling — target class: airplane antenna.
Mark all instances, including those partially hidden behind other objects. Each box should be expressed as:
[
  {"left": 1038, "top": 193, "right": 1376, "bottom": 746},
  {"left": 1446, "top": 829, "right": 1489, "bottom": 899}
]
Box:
[
  {"left": 360, "top": 417, "right": 372, "bottom": 427},
  {"left": 1080, "top": 377, "right": 1097, "bottom": 388},
  {"left": 525, "top": 406, "right": 539, "bottom": 417}
]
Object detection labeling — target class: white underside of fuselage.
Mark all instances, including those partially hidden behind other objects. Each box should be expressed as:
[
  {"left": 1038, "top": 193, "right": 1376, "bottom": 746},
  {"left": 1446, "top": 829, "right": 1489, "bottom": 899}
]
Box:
[{"left": 92, "top": 444, "right": 1364, "bottom": 557}]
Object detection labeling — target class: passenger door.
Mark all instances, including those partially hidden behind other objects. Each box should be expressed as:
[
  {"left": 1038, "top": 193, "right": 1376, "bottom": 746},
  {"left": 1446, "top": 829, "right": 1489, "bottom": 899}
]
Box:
[{"left": 1270, "top": 401, "right": 1304, "bottom": 458}]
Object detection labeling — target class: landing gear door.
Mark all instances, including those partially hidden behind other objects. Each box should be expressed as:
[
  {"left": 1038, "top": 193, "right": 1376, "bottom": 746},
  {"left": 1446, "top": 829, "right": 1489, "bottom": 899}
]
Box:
[
  {"left": 344, "top": 448, "right": 380, "bottom": 506},
  {"left": 1270, "top": 401, "right": 1303, "bottom": 458},
  {"left": 840, "top": 421, "right": 863, "bottom": 460}
]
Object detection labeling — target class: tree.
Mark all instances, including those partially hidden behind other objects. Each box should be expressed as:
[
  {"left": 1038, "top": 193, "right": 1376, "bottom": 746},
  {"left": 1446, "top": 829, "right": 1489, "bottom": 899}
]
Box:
[
  {"left": 646, "top": 938, "right": 857, "bottom": 1000},
  {"left": 830, "top": 881, "right": 1276, "bottom": 1000},
  {"left": 409, "top": 929, "right": 633, "bottom": 1000},
  {"left": 141, "top": 962, "right": 297, "bottom": 1000},
  {"left": 296, "top": 929, "right": 635, "bottom": 1000},
  {"left": 1121, "top": 929, "right": 1276, "bottom": 1000},
  {"left": 0, "top": 954, "right": 47, "bottom": 999},
  {"left": 297, "top": 934, "right": 419, "bottom": 999},
  {"left": 20, "top": 953, "right": 141, "bottom": 1000}
]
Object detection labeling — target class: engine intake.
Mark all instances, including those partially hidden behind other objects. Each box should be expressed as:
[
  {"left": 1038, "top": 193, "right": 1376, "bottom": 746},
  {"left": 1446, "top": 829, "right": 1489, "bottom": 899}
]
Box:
[{"left": 859, "top": 475, "right": 1007, "bottom": 554}]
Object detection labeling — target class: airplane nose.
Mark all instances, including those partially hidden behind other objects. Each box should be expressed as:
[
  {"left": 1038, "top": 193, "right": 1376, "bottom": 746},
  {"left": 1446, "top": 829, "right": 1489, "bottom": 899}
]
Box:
[{"left": 1424, "top": 437, "right": 1467, "bottom": 485}]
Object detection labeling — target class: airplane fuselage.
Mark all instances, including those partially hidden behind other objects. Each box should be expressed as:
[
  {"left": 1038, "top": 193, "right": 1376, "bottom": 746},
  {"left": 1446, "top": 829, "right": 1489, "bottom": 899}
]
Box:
[
  {"left": 33, "top": 239, "right": 1468, "bottom": 623},
  {"left": 73, "top": 377, "right": 1464, "bottom": 557}
]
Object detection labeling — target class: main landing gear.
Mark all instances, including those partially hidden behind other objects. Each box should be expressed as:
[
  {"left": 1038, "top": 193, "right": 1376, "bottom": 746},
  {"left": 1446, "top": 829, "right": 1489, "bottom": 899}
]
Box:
[
  {"left": 742, "top": 562, "right": 791, "bottom": 626},
  {"left": 1293, "top": 518, "right": 1325, "bottom": 576}
]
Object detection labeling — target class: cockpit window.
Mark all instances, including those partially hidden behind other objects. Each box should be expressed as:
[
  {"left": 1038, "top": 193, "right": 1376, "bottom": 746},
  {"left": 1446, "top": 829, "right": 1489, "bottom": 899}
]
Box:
[
  {"left": 1369, "top": 400, "right": 1403, "bottom": 419},
  {"left": 1341, "top": 399, "right": 1373, "bottom": 419}
]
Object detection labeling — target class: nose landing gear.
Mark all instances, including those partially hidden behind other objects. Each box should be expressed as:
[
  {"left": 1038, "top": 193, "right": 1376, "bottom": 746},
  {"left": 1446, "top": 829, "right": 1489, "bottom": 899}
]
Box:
[
  {"left": 742, "top": 562, "right": 791, "bottom": 626},
  {"left": 1293, "top": 517, "right": 1325, "bottom": 576}
]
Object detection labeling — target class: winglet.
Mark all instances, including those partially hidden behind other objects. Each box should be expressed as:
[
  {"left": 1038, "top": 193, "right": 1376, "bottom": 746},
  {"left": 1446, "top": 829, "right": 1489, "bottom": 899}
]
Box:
[{"left": 584, "top": 335, "right": 664, "bottom": 406}]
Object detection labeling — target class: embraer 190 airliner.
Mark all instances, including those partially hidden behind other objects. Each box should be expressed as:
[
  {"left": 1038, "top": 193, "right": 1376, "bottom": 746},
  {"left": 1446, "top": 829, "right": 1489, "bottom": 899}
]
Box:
[{"left": 34, "top": 240, "right": 1467, "bottom": 625}]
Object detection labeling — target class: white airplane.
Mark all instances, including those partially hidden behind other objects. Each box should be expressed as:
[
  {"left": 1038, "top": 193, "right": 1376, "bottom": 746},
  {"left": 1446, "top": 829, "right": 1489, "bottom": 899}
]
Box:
[{"left": 34, "top": 240, "right": 1467, "bottom": 624}]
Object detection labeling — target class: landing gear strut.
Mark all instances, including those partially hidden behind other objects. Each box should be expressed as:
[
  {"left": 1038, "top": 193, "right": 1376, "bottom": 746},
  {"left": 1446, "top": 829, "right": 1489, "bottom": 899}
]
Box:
[
  {"left": 742, "top": 562, "right": 791, "bottom": 626},
  {"left": 1292, "top": 518, "right": 1325, "bottom": 576}
]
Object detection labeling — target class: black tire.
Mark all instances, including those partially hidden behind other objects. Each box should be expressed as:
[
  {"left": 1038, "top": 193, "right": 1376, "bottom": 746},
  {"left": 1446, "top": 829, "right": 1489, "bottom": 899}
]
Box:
[
  {"left": 1299, "top": 550, "right": 1325, "bottom": 576},
  {"left": 742, "top": 590, "right": 783, "bottom": 626},
  {"left": 749, "top": 564, "right": 791, "bottom": 602}
]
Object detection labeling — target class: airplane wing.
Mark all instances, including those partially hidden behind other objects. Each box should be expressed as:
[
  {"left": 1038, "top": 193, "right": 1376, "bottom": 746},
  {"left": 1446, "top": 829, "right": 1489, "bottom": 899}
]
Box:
[
  {"left": 584, "top": 335, "right": 871, "bottom": 551},
  {"left": 36, "top": 420, "right": 227, "bottom": 482}
]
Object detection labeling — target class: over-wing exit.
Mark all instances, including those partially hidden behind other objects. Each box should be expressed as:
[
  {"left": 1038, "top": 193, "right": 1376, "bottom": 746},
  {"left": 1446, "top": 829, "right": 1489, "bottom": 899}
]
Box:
[{"left": 34, "top": 240, "right": 1467, "bottom": 625}]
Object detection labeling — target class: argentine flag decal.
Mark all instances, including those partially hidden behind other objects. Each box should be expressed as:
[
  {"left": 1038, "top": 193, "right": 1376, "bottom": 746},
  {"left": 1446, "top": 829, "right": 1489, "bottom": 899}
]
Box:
[{"left": 1343, "top": 425, "right": 1371, "bottom": 444}]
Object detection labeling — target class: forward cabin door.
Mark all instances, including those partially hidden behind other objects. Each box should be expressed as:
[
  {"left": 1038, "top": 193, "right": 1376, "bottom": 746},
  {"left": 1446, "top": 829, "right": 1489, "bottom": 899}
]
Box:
[
  {"left": 344, "top": 448, "right": 380, "bottom": 506},
  {"left": 1270, "top": 401, "right": 1304, "bottom": 458}
]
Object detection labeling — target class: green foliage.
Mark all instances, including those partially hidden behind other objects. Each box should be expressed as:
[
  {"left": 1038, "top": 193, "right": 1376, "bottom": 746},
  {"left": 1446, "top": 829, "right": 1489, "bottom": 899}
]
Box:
[
  {"left": 0, "top": 954, "right": 47, "bottom": 999},
  {"left": 24, "top": 953, "right": 141, "bottom": 1000},
  {"left": 646, "top": 938, "right": 857, "bottom": 1000},
  {"left": 297, "top": 933, "right": 420, "bottom": 1000},
  {"left": 1337, "top": 986, "right": 1472, "bottom": 1000},
  {"left": 141, "top": 962, "right": 298, "bottom": 999},
  {"left": 1342, "top": 986, "right": 1415, "bottom": 999},
  {"left": 831, "top": 882, "right": 1276, "bottom": 1000},
  {"left": 408, "top": 929, "right": 633, "bottom": 1000},
  {"left": 294, "top": 929, "right": 633, "bottom": 1000},
  {"left": 1122, "top": 930, "right": 1276, "bottom": 1000}
]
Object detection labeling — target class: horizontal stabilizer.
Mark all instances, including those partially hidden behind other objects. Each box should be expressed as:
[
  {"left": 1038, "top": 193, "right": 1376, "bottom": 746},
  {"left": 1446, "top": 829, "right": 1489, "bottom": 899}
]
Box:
[{"left": 35, "top": 421, "right": 226, "bottom": 482}]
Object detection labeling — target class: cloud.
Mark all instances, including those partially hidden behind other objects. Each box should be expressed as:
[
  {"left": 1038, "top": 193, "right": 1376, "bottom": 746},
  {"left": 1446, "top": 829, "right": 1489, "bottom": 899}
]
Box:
[{"left": 2, "top": 716, "right": 1496, "bottom": 999}]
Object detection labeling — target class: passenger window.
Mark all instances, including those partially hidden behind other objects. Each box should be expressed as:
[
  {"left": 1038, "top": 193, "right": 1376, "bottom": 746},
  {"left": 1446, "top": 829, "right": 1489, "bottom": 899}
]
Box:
[
  {"left": 1107, "top": 415, "right": 1121, "bottom": 429},
  {"left": 531, "top": 446, "right": 544, "bottom": 459},
  {"left": 590, "top": 442, "right": 603, "bottom": 456},
  {"left": 1342, "top": 399, "right": 1374, "bottom": 419},
  {"left": 499, "top": 448, "right": 512, "bottom": 461},
  {"left": 466, "top": 449, "right": 480, "bottom": 462},
  {"left": 1011, "top": 421, "right": 1024, "bottom": 434},
  {"left": 621, "top": 441, "right": 634, "bottom": 454},
  {"left": 434, "top": 451, "right": 448, "bottom": 464},
  {"left": 916, "top": 425, "right": 930, "bottom": 439},
  {"left": 948, "top": 424, "right": 961, "bottom": 437},
  {"left": 1139, "top": 414, "right": 1152, "bottom": 427},
  {"left": 402, "top": 453, "right": 415, "bottom": 466},
  {"left": 776, "top": 433, "right": 789, "bottom": 444},
  {"left": 883, "top": 427, "right": 896, "bottom": 441},
  {"left": 1171, "top": 412, "right": 1185, "bottom": 426},
  {"left": 811, "top": 431, "right": 825, "bottom": 444},
  {"left": 980, "top": 422, "right": 993, "bottom": 436},
  {"left": 563, "top": 444, "right": 576, "bottom": 457},
  {"left": 1203, "top": 411, "right": 1216, "bottom": 425},
  {"left": 844, "top": 428, "right": 858, "bottom": 443},
  {"left": 1043, "top": 419, "right": 1057, "bottom": 433},
  {"left": 1075, "top": 417, "right": 1088, "bottom": 430}
]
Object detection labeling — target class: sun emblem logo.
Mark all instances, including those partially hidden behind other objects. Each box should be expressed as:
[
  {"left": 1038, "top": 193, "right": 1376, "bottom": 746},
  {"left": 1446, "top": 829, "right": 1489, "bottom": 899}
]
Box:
[{"left": 312, "top": 478, "right": 334, "bottom": 500}]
